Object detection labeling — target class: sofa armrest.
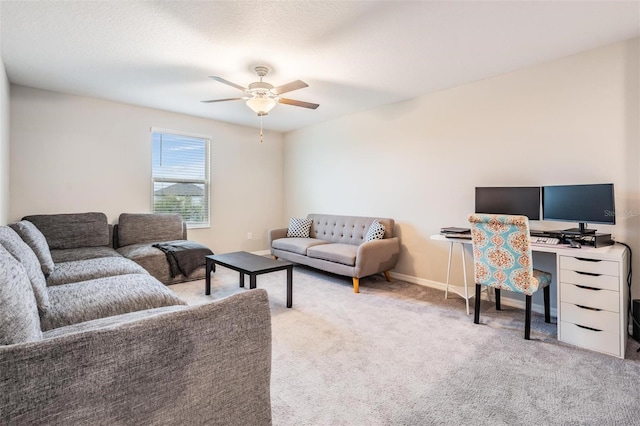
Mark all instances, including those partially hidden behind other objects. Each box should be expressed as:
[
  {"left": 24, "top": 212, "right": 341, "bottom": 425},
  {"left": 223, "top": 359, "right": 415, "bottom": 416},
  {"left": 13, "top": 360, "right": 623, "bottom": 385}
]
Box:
[
  {"left": 268, "top": 228, "right": 288, "bottom": 250},
  {"left": 0, "top": 290, "right": 272, "bottom": 425},
  {"left": 355, "top": 237, "right": 401, "bottom": 278}
]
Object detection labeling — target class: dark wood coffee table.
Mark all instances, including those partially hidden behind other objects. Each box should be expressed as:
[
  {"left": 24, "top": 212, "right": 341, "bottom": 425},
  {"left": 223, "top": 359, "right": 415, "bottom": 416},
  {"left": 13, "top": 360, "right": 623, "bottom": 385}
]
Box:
[{"left": 205, "top": 251, "right": 294, "bottom": 308}]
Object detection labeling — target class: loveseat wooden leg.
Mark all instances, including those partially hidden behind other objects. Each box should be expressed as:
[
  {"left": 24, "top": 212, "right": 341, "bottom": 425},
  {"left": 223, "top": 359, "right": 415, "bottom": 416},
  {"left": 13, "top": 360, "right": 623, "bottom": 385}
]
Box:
[
  {"left": 383, "top": 271, "right": 391, "bottom": 282},
  {"left": 273, "top": 256, "right": 278, "bottom": 260},
  {"left": 352, "top": 277, "right": 359, "bottom": 293}
]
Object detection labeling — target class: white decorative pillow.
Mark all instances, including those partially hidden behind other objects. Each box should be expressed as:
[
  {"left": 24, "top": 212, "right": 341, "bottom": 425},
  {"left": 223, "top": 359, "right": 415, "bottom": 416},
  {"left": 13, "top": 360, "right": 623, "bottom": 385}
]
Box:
[
  {"left": 364, "top": 220, "right": 386, "bottom": 242},
  {"left": 287, "top": 217, "right": 313, "bottom": 238}
]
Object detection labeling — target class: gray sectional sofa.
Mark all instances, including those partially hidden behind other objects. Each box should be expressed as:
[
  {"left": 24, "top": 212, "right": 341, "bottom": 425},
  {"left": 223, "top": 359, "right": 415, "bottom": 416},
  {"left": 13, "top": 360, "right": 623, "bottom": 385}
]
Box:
[
  {"left": 26, "top": 212, "right": 210, "bottom": 285},
  {"left": 0, "top": 214, "right": 273, "bottom": 424},
  {"left": 269, "top": 213, "right": 400, "bottom": 293}
]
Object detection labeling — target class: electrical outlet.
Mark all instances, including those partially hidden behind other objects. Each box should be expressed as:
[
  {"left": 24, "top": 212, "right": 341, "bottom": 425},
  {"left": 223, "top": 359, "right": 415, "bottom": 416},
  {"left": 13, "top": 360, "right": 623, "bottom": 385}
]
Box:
[{"left": 247, "top": 232, "right": 252, "bottom": 240}]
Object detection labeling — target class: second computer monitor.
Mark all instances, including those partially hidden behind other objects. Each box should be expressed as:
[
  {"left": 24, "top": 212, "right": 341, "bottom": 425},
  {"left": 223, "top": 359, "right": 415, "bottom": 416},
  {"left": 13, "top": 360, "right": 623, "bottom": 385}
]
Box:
[
  {"left": 475, "top": 186, "right": 541, "bottom": 220},
  {"left": 542, "top": 183, "right": 615, "bottom": 234}
]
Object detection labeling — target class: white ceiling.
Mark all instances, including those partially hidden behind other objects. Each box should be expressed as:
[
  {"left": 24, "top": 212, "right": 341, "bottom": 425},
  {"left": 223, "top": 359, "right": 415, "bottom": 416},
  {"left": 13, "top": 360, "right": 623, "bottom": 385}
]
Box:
[{"left": 1, "top": 1, "right": 639, "bottom": 132}]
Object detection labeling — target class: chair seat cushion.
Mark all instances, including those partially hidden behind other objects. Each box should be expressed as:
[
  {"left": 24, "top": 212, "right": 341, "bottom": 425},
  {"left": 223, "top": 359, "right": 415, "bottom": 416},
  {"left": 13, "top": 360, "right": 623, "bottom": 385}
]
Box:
[
  {"left": 271, "top": 238, "right": 330, "bottom": 256},
  {"left": 307, "top": 243, "right": 358, "bottom": 266},
  {"left": 533, "top": 269, "right": 552, "bottom": 288}
]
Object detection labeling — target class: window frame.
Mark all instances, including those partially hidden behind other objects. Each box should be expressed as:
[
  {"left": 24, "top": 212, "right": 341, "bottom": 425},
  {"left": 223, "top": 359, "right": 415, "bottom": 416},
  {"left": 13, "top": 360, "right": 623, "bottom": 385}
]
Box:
[{"left": 150, "top": 127, "right": 211, "bottom": 229}]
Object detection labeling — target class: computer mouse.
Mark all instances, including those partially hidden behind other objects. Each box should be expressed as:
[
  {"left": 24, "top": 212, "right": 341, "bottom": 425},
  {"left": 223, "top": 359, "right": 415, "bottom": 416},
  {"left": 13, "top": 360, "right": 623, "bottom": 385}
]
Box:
[{"left": 569, "top": 239, "right": 581, "bottom": 249}]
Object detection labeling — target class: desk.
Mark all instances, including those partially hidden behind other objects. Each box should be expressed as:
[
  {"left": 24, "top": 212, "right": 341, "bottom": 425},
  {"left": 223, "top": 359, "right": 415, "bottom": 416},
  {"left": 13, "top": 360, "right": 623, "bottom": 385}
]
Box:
[{"left": 431, "top": 234, "right": 629, "bottom": 358}]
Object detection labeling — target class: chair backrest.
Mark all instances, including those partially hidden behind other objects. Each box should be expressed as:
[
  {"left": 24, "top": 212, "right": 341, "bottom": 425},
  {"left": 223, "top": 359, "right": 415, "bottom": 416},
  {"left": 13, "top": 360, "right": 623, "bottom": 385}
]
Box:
[{"left": 467, "top": 213, "right": 538, "bottom": 296}]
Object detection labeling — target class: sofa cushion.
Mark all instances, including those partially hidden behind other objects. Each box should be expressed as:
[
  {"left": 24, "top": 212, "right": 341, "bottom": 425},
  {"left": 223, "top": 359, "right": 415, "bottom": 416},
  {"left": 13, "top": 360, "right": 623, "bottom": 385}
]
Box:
[
  {"left": 22, "top": 212, "right": 110, "bottom": 249},
  {"left": 41, "top": 274, "right": 187, "bottom": 331},
  {"left": 307, "top": 243, "right": 359, "bottom": 266},
  {"left": 117, "top": 213, "right": 184, "bottom": 247},
  {"left": 364, "top": 220, "right": 386, "bottom": 242},
  {"left": 272, "top": 237, "right": 330, "bottom": 256},
  {"left": 51, "top": 246, "right": 122, "bottom": 263},
  {"left": 0, "top": 226, "right": 49, "bottom": 313},
  {"left": 42, "top": 305, "right": 188, "bottom": 339},
  {"left": 46, "top": 257, "right": 150, "bottom": 287},
  {"left": 287, "top": 217, "right": 313, "bottom": 238},
  {"left": 0, "top": 245, "right": 42, "bottom": 344},
  {"left": 9, "top": 220, "right": 55, "bottom": 277},
  {"left": 117, "top": 242, "right": 173, "bottom": 281}
]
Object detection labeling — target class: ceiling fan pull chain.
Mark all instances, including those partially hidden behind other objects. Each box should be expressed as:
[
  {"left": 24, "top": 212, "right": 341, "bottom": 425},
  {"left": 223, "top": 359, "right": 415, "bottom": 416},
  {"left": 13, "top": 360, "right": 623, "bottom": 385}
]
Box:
[{"left": 260, "top": 115, "right": 264, "bottom": 143}]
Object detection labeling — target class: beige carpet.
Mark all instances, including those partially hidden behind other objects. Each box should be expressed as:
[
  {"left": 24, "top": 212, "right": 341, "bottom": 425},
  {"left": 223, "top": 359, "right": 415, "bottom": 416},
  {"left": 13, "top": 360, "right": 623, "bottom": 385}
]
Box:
[{"left": 171, "top": 264, "right": 640, "bottom": 425}]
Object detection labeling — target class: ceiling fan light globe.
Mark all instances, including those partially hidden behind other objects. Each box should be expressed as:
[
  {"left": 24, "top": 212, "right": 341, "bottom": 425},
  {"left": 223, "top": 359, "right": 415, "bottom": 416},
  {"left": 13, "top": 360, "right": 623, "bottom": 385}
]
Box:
[{"left": 246, "top": 96, "right": 277, "bottom": 115}]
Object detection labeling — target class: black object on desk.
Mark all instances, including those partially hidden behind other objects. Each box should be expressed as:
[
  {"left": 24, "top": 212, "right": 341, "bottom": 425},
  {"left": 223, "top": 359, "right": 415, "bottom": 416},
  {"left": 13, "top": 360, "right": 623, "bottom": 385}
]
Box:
[
  {"left": 441, "top": 227, "right": 470, "bottom": 234},
  {"left": 568, "top": 239, "right": 582, "bottom": 249}
]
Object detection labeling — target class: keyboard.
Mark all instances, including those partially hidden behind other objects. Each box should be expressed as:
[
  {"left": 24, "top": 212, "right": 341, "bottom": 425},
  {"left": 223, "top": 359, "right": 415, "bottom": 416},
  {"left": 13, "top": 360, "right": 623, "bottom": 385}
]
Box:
[{"left": 530, "top": 236, "right": 560, "bottom": 245}]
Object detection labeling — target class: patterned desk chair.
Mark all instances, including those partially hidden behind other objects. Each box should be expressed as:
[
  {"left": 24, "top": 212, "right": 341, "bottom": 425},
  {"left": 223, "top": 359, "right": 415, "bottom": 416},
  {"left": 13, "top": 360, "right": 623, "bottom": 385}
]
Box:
[{"left": 468, "top": 214, "right": 551, "bottom": 340}]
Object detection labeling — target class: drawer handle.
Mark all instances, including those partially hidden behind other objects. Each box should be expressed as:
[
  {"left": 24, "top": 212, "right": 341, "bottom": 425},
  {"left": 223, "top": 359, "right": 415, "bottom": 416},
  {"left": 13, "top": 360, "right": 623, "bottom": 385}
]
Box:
[
  {"left": 575, "top": 271, "right": 601, "bottom": 277},
  {"left": 574, "top": 257, "right": 602, "bottom": 263},
  {"left": 575, "top": 324, "right": 602, "bottom": 332},
  {"left": 575, "top": 284, "right": 600, "bottom": 291},
  {"left": 575, "top": 304, "right": 602, "bottom": 312}
]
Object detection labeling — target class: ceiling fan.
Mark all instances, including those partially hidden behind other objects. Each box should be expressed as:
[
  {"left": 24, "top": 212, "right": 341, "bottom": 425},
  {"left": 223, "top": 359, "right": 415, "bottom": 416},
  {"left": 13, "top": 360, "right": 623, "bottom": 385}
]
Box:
[{"left": 201, "top": 66, "right": 319, "bottom": 116}]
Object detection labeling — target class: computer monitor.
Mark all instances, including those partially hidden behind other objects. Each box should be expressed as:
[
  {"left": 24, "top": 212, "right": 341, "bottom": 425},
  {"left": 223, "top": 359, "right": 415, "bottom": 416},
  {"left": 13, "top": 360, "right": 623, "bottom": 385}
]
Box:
[
  {"left": 474, "top": 186, "right": 541, "bottom": 220},
  {"left": 542, "top": 183, "right": 615, "bottom": 235}
]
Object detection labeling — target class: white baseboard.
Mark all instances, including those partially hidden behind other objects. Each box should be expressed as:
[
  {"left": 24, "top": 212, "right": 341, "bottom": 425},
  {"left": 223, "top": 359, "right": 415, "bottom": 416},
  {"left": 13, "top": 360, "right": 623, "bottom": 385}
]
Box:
[{"left": 388, "top": 271, "right": 557, "bottom": 318}]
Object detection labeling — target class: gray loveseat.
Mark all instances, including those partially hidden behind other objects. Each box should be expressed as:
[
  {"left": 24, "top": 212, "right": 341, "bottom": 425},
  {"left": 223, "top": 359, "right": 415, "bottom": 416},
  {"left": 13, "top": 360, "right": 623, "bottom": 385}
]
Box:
[
  {"left": 269, "top": 214, "right": 400, "bottom": 293},
  {"left": 0, "top": 217, "right": 273, "bottom": 424}
]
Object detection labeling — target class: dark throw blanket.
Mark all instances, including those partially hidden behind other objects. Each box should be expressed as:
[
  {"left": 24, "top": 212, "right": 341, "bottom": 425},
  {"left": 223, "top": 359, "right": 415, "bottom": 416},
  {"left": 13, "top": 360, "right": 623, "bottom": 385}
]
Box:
[{"left": 152, "top": 240, "right": 213, "bottom": 278}]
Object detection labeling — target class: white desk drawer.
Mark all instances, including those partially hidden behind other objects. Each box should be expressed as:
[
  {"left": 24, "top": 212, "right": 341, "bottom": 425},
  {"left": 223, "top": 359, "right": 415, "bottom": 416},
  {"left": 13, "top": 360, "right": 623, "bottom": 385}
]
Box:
[
  {"left": 559, "top": 269, "right": 619, "bottom": 291},
  {"left": 560, "top": 256, "right": 619, "bottom": 276},
  {"left": 560, "top": 302, "right": 619, "bottom": 333},
  {"left": 560, "top": 283, "right": 619, "bottom": 312},
  {"left": 560, "top": 321, "right": 620, "bottom": 357}
]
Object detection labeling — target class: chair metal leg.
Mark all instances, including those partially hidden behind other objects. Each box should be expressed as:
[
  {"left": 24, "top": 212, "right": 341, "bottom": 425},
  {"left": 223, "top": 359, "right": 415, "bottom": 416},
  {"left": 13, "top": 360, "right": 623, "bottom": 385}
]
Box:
[
  {"left": 543, "top": 285, "right": 551, "bottom": 323},
  {"left": 474, "top": 284, "right": 481, "bottom": 324},
  {"left": 495, "top": 288, "right": 501, "bottom": 310},
  {"left": 445, "top": 242, "right": 453, "bottom": 300},
  {"left": 461, "top": 243, "right": 469, "bottom": 315},
  {"left": 525, "top": 295, "right": 532, "bottom": 340}
]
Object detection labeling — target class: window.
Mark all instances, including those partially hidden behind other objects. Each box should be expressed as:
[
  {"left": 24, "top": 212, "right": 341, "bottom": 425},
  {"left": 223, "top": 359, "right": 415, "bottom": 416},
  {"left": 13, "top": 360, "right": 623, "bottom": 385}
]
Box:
[{"left": 151, "top": 129, "right": 210, "bottom": 228}]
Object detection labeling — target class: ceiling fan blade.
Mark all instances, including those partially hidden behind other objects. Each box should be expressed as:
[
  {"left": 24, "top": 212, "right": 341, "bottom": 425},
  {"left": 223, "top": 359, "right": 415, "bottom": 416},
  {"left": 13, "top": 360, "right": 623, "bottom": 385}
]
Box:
[
  {"left": 200, "top": 97, "right": 244, "bottom": 103},
  {"left": 278, "top": 98, "right": 320, "bottom": 109},
  {"left": 273, "top": 80, "right": 308, "bottom": 95},
  {"left": 209, "top": 76, "right": 246, "bottom": 91}
]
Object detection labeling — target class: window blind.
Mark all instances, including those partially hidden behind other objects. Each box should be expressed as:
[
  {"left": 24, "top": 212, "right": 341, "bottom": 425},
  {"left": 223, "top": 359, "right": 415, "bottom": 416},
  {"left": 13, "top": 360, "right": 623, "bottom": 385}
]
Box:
[{"left": 151, "top": 131, "right": 210, "bottom": 228}]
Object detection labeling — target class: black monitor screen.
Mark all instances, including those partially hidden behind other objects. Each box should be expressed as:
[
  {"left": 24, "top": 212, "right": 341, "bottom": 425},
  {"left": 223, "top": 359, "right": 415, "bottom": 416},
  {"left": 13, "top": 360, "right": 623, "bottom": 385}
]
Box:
[
  {"left": 542, "top": 184, "right": 615, "bottom": 225},
  {"left": 475, "top": 187, "right": 541, "bottom": 220}
]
